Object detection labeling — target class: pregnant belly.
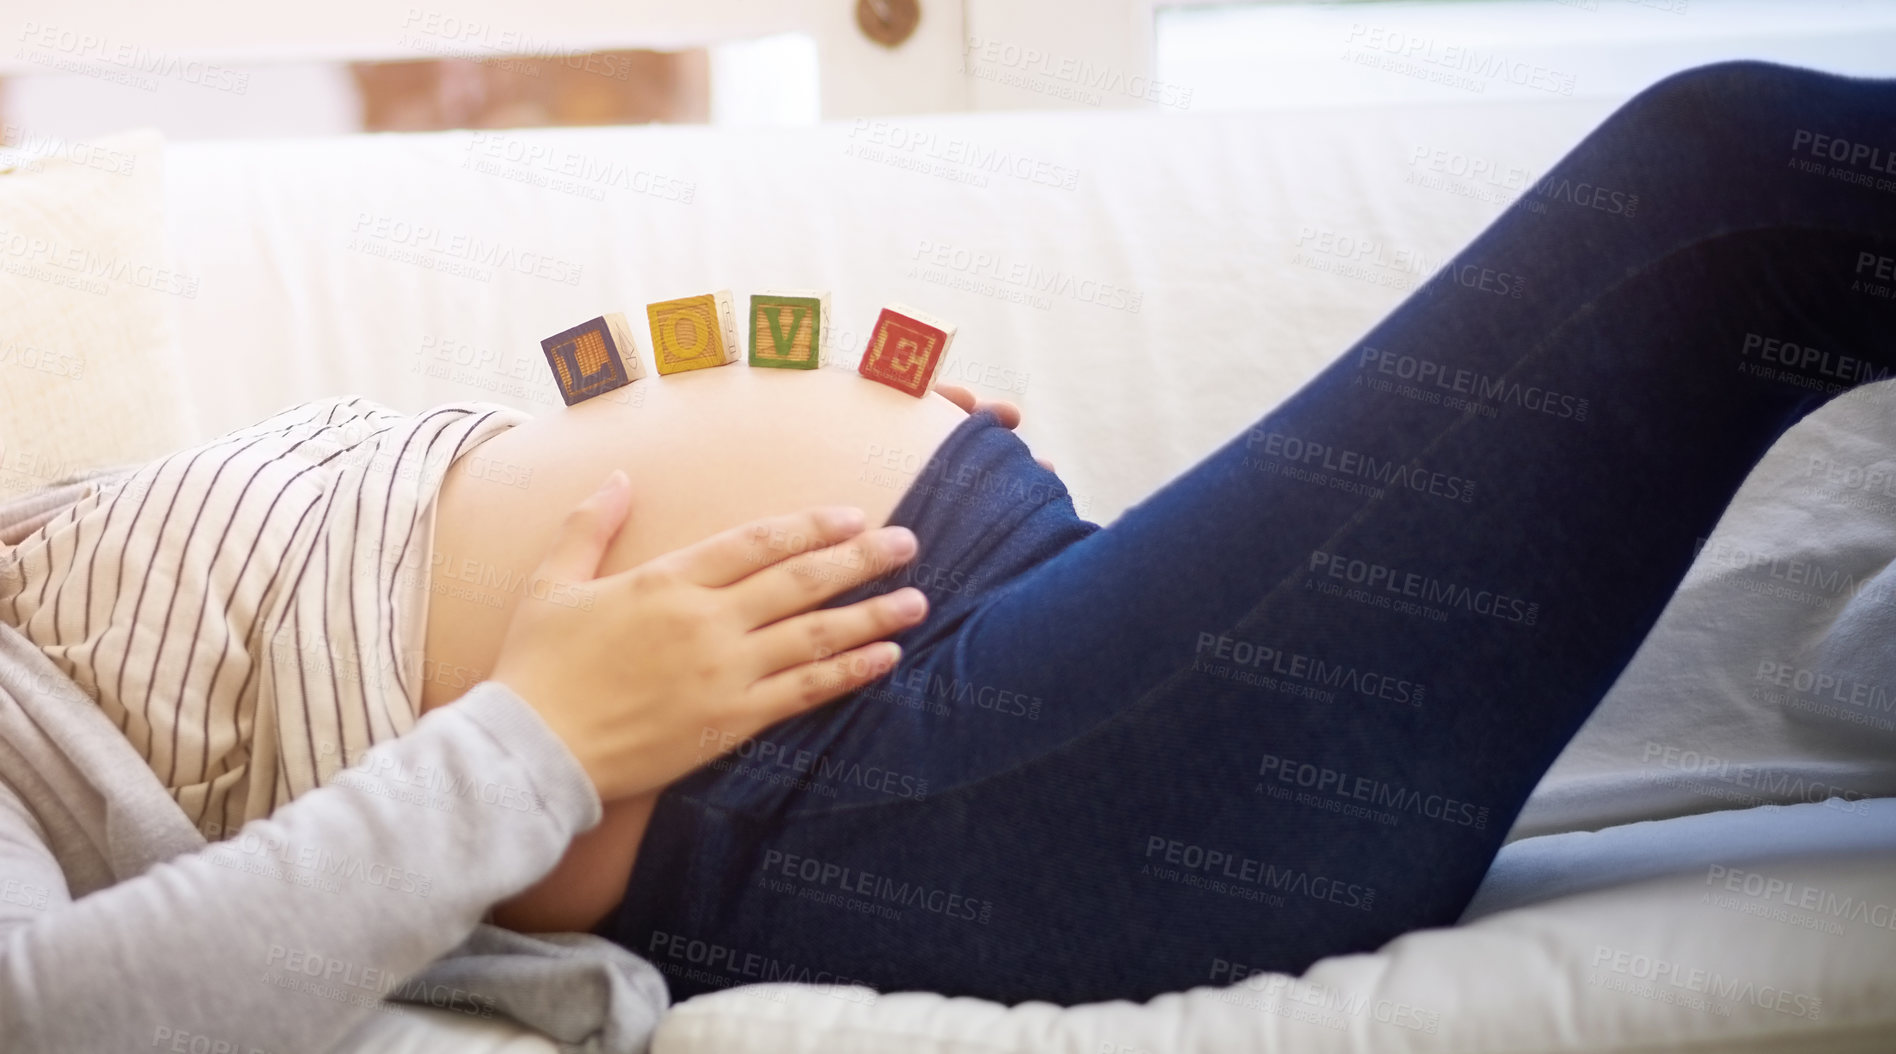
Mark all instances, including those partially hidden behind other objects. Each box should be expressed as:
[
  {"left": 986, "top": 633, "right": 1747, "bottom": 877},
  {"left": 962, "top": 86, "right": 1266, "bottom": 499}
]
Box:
[
  {"left": 415, "top": 366, "right": 966, "bottom": 932},
  {"left": 419, "top": 364, "right": 968, "bottom": 713}
]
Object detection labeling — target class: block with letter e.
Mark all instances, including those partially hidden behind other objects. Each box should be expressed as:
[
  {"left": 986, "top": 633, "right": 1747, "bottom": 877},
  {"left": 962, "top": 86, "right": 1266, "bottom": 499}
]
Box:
[
  {"left": 648, "top": 290, "right": 741, "bottom": 375},
  {"left": 540, "top": 313, "right": 643, "bottom": 406},
  {"left": 749, "top": 290, "right": 830, "bottom": 369},
  {"left": 858, "top": 303, "right": 956, "bottom": 398}
]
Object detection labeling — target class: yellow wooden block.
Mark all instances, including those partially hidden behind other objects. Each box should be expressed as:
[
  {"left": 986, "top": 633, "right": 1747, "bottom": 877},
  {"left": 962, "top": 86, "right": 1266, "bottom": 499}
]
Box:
[{"left": 648, "top": 290, "right": 740, "bottom": 375}]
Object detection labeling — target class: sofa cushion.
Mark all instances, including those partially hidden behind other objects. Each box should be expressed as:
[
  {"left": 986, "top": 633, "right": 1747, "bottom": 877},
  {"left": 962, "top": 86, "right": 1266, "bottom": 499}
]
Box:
[
  {"left": 0, "top": 128, "right": 195, "bottom": 501},
  {"left": 653, "top": 800, "right": 1896, "bottom": 1054},
  {"left": 1515, "top": 378, "right": 1896, "bottom": 839}
]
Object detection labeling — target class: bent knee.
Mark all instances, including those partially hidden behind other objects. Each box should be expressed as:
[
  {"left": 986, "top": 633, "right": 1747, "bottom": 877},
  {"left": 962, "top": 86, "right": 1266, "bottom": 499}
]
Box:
[{"left": 1620, "top": 60, "right": 1832, "bottom": 135}]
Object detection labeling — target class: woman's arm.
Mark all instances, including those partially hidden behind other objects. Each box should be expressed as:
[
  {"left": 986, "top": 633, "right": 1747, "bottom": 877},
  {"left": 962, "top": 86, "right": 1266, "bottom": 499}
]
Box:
[
  {"left": 0, "top": 483, "right": 927, "bottom": 1052},
  {"left": 0, "top": 680, "right": 598, "bottom": 1053}
]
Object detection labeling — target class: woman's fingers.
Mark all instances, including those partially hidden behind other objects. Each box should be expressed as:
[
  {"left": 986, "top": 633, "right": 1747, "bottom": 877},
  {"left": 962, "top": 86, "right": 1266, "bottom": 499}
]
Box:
[
  {"left": 745, "top": 587, "right": 927, "bottom": 678},
  {"left": 934, "top": 386, "right": 1045, "bottom": 466},
  {"left": 934, "top": 384, "right": 1025, "bottom": 430},
  {"left": 526, "top": 470, "right": 632, "bottom": 591},
  {"left": 975, "top": 398, "right": 1023, "bottom": 429},
  {"left": 732, "top": 525, "right": 918, "bottom": 625},
  {"left": 645, "top": 505, "right": 869, "bottom": 588},
  {"left": 933, "top": 384, "right": 978, "bottom": 413},
  {"left": 746, "top": 640, "right": 904, "bottom": 725}
]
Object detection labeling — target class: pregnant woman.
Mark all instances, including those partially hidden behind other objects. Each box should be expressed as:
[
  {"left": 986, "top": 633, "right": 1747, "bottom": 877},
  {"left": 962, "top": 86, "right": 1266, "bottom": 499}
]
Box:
[
  {"left": 5, "top": 60, "right": 1892, "bottom": 1022},
  {"left": 430, "top": 60, "right": 1895, "bottom": 1003}
]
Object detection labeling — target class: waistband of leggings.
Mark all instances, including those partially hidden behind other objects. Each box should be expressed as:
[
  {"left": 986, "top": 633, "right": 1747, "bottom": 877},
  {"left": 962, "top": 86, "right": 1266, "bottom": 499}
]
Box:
[{"left": 881, "top": 409, "right": 1074, "bottom": 531}]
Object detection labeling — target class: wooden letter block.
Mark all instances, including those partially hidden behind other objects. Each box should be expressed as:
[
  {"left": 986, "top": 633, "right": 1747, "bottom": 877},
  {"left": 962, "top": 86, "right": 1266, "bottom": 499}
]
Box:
[
  {"left": 540, "top": 313, "right": 644, "bottom": 406},
  {"left": 858, "top": 303, "right": 956, "bottom": 398},
  {"left": 748, "top": 290, "right": 830, "bottom": 370},
  {"left": 647, "top": 290, "right": 740, "bottom": 375}
]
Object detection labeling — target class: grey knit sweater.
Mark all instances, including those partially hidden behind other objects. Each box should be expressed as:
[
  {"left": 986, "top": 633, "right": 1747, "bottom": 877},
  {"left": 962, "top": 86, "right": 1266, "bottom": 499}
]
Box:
[{"left": 0, "top": 618, "right": 668, "bottom": 1052}]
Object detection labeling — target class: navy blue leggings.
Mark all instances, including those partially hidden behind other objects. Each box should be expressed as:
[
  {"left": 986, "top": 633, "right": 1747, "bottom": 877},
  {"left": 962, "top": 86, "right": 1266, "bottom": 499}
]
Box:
[{"left": 605, "top": 62, "right": 1896, "bottom": 1005}]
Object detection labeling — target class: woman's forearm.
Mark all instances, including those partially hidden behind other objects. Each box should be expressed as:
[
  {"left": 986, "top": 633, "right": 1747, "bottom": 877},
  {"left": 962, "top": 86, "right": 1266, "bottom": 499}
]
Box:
[
  {"left": 490, "top": 792, "right": 656, "bottom": 933},
  {"left": 0, "top": 681, "right": 600, "bottom": 1053}
]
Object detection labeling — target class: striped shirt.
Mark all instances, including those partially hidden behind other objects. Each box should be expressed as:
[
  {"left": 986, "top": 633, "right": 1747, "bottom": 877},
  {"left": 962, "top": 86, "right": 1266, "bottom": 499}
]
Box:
[{"left": 0, "top": 397, "right": 525, "bottom": 839}]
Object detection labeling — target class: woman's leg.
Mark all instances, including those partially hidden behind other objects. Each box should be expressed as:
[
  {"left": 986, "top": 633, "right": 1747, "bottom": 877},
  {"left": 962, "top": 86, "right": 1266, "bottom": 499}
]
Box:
[{"left": 610, "top": 61, "right": 1896, "bottom": 1004}]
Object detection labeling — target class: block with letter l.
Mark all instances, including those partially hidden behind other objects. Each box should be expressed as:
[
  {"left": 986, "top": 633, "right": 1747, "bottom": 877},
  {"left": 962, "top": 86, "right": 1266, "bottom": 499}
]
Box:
[{"left": 540, "top": 313, "right": 643, "bottom": 405}]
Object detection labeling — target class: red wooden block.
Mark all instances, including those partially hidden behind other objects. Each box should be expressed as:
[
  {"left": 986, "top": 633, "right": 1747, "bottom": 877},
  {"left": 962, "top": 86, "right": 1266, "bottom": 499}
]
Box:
[{"left": 857, "top": 303, "right": 956, "bottom": 398}]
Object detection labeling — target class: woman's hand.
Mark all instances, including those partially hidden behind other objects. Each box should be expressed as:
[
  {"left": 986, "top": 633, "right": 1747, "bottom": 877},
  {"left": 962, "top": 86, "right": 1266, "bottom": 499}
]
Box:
[
  {"left": 933, "top": 383, "right": 1055, "bottom": 471},
  {"left": 489, "top": 470, "right": 926, "bottom": 802},
  {"left": 932, "top": 383, "right": 1022, "bottom": 427}
]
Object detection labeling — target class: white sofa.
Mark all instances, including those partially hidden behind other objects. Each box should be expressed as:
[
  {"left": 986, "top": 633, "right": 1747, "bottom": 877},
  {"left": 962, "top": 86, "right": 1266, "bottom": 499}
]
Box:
[{"left": 122, "top": 96, "right": 1896, "bottom": 1051}]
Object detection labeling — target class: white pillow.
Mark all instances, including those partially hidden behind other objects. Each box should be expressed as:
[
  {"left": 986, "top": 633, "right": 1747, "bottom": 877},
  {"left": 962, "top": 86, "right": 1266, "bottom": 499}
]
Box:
[
  {"left": 1515, "top": 378, "right": 1896, "bottom": 839},
  {"left": 654, "top": 810, "right": 1896, "bottom": 1053},
  {"left": 0, "top": 128, "right": 195, "bottom": 501},
  {"left": 331, "top": 1005, "right": 560, "bottom": 1054}
]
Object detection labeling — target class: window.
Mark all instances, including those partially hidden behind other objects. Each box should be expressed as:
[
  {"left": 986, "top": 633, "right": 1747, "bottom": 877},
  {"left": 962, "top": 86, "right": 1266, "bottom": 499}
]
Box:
[{"left": 1156, "top": 0, "right": 1896, "bottom": 110}]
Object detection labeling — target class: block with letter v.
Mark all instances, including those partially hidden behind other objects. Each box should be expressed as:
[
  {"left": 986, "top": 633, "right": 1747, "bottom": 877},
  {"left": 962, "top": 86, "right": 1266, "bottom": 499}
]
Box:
[{"left": 749, "top": 290, "right": 830, "bottom": 369}]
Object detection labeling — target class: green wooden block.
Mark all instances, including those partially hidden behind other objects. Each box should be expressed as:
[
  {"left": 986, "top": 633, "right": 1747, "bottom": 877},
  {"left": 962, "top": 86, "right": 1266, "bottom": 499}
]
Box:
[{"left": 748, "top": 290, "right": 830, "bottom": 370}]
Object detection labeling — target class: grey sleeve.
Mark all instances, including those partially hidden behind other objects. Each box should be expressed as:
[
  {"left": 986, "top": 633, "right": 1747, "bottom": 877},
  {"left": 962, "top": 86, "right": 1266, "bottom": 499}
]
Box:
[{"left": 0, "top": 681, "right": 621, "bottom": 1054}]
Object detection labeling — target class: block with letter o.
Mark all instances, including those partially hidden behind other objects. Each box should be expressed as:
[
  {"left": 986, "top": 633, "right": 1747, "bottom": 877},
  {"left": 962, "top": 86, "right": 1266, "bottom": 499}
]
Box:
[{"left": 649, "top": 290, "right": 741, "bottom": 375}]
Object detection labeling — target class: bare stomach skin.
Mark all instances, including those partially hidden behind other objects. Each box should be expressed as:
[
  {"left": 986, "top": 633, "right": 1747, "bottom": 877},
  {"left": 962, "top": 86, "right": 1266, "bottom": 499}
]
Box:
[{"left": 418, "top": 365, "right": 968, "bottom": 933}]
